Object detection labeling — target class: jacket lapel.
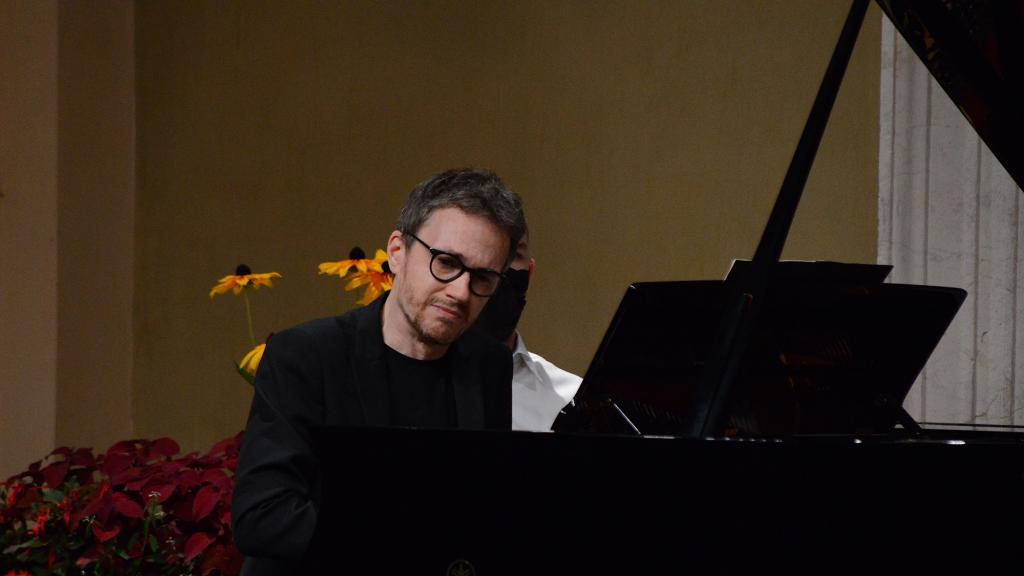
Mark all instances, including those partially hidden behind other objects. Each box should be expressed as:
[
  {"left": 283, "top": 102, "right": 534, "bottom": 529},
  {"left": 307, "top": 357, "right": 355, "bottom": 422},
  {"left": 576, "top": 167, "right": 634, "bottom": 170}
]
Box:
[{"left": 350, "top": 296, "right": 391, "bottom": 426}]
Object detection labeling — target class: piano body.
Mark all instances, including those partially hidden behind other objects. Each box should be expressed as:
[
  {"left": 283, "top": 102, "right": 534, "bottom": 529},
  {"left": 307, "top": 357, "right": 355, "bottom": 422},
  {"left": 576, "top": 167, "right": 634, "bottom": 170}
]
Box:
[
  {"left": 310, "top": 427, "right": 1024, "bottom": 574},
  {"left": 309, "top": 1, "right": 1024, "bottom": 573}
]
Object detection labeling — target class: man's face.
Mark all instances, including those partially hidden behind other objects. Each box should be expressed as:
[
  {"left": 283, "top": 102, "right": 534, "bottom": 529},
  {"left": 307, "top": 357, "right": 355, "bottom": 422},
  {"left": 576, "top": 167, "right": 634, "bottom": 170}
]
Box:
[{"left": 388, "top": 207, "right": 510, "bottom": 348}]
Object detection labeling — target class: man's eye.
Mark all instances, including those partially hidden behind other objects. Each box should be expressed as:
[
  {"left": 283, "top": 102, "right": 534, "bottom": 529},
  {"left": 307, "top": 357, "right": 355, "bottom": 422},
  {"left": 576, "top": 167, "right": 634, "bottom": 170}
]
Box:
[
  {"left": 434, "top": 254, "right": 461, "bottom": 272},
  {"left": 475, "top": 274, "right": 499, "bottom": 291}
]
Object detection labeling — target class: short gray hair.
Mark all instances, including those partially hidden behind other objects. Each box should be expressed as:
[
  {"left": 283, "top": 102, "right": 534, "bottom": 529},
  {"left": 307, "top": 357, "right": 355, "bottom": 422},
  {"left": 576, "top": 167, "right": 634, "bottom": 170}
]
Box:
[{"left": 396, "top": 168, "right": 527, "bottom": 265}]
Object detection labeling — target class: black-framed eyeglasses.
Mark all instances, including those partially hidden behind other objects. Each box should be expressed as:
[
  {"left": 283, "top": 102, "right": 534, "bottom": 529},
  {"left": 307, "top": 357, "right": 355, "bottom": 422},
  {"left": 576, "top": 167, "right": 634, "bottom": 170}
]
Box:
[{"left": 404, "top": 232, "right": 504, "bottom": 297}]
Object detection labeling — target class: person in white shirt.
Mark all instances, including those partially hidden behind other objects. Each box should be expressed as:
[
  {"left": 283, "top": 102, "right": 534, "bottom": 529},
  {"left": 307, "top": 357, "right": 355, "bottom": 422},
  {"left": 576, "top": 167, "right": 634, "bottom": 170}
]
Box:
[{"left": 475, "top": 230, "right": 582, "bottom": 431}]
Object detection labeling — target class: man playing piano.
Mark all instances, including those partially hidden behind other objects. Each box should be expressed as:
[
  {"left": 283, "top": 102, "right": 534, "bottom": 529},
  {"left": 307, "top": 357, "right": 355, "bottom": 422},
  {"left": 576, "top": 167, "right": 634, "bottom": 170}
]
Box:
[{"left": 230, "top": 168, "right": 526, "bottom": 575}]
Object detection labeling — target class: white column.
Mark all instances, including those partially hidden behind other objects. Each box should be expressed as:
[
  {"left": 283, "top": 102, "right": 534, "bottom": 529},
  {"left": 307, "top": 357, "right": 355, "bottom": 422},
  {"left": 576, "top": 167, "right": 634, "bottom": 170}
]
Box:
[{"left": 879, "top": 18, "right": 1023, "bottom": 426}]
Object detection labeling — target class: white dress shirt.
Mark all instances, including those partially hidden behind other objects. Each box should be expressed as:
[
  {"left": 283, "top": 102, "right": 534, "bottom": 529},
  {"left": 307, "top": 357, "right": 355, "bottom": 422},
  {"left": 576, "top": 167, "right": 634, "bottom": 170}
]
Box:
[{"left": 511, "top": 333, "right": 583, "bottom": 432}]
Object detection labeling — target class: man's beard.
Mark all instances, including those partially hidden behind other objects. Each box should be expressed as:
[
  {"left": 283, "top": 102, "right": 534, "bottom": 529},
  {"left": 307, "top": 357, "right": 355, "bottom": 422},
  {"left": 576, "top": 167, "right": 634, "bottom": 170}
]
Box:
[{"left": 402, "top": 294, "right": 470, "bottom": 347}]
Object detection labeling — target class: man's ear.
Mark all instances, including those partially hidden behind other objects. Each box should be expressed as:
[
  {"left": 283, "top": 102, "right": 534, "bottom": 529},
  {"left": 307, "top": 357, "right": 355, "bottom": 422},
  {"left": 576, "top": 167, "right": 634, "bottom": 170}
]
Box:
[{"left": 386, "top": 231, "right": 405, "bottom": 275}]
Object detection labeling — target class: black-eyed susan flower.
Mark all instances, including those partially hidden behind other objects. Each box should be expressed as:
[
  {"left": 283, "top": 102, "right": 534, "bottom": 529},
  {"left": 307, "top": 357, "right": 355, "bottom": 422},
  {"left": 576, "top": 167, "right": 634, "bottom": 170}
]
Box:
[
  {"left": 209, "top": 265, "right": 282, "bottom": 299},
  {"left": 319, "top": 247, "right": 395, "bottom": 307},
  {"left": 210, "top": 264, "right": 281, "bottom": 348},
  {"left": 318, "top": 247, "right": 386, "bottom": 277}
]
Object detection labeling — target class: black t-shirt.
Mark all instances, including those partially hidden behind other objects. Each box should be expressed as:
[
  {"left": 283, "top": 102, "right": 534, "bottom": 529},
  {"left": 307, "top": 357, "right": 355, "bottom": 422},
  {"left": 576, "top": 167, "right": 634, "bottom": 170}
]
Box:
[{"left": 384, "top": 344, "right": 457, "bottom": 428}]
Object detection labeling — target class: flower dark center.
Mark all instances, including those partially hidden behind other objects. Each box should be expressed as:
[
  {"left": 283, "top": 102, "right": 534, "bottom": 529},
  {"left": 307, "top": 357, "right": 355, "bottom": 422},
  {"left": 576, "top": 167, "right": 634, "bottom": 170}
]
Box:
[
  {"left": 348, "top": 247, "right": 366, "bottom": 260},
  {"left": 235, "top": 264, "right": 252, "bottom": 276}
]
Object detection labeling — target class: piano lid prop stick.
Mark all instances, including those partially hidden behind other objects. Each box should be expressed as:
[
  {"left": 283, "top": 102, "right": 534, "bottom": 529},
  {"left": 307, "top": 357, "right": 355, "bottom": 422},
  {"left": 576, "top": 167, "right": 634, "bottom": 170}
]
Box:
[{"left": 687, "top": 0, "right": 871, "bottom": 438}]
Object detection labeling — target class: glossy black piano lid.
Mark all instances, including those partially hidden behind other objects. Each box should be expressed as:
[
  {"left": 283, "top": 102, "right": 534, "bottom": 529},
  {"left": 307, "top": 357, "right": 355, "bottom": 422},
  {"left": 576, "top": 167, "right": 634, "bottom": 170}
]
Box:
[{"left": 877, "top": 0, "right": 1024, "bottom": 189}]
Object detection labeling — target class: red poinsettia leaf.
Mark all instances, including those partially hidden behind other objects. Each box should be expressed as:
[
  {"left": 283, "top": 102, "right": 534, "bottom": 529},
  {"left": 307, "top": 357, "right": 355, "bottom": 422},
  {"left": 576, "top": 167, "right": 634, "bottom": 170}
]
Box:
[
  {"left": 207, "top": 432, "right": 242, "bottom": 458},
  {"left": 199, "top": 543, "right": 244, "bottom": 576},
  {"left": 80, "top": 484, "right": 110, "bottom": 518},
  {"left": 125, "top": 477, "right": 149, "bottom": 491},
  {"left": 111, "top": 492, "right": 144, "bottom": 519},
  {"left": 70, "top": 447, "right": 96, "bottom": 467},
  {"left": 40, "top": 461, "right": 70, "bottom": 488},
  {"left": 91, "top": 521, "right": 121, "bottom": 542},
  {"left": 148, "top": 437, "right": 181, "bottom": 459},
  {"left": 224, "top": 455, "right": 239, "bottom": 472},
  {"left": 175, "top": 469, "right": 201, "bottom": 490},
  {"left": 145, "top": 483, "right": 177, "bottom": 503},
  {"left": 101, "top": 452, "right": 134, "bottom": 477},
  {"left": 183, "top": 532, "right": 216, "bottom": 563},
  {"left": 162, "top": 459, "right": 188, "bottom": 474},
  {"left": 95, "top": 505, "right": 113, "bottom": 525},
  {"left": 199, "top": 468, "right": 227, "bottom": 482},
  {"left": 51, "top": 446, "right": 73, "bottom": 457},
  {"left": 171, "top": 494, "right": 196, "bottom": 522},
  {"left": 191, "top": 486, "right": 220, "bottom": 521},
  {"left": 106, "top": 439, "right": 138, "bottom": 456},
  {"left": 199, "top": 468, "right": 230, "bottom": 490},
  {"left": 220, "top": 508, "right": 232, "bottom": 527},
  {"left": 109, "top": 465, "right": 144, "bottom": 487}
]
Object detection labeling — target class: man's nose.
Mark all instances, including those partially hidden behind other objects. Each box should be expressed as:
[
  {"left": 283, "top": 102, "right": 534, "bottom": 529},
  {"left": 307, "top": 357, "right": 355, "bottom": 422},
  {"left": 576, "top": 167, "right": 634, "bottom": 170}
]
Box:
[{"left": 444, "top": 273, "right": 473, "bottom": 302}]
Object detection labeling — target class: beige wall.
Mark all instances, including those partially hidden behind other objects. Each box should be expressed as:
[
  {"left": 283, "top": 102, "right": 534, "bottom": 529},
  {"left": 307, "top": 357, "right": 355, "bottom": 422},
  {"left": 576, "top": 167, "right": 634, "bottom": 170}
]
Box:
[
  {"left": 1, "top": 1, "right": 133, "bottom": 477},
  {"left": 1, "top": 1, "right": 59, "bottom": 476},
  {"left": 2, "top": 1, "right": 881, "bottom": 467},
  {"left": 55, "top": 1, "right": 135, "bottom": 453}
]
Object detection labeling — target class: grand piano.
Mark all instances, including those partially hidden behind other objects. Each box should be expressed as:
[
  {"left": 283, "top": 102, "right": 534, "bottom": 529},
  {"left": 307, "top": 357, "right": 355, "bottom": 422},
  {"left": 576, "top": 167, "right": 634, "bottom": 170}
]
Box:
[{"left": 311, "top": 1, "right": 1024, "bottom": 573}]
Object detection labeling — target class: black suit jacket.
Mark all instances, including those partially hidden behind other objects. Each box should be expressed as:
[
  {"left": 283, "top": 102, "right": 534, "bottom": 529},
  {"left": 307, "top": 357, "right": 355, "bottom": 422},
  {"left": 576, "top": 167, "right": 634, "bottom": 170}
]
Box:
[{"left": 231, "top": 295, "right": 512, "bottom": 575}]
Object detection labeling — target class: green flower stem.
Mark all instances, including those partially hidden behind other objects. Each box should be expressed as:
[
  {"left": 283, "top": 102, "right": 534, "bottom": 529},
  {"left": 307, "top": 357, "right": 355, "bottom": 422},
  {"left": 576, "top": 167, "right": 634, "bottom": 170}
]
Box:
[{"left": 244, "top": 291, "right": 256, "bottom": 348}]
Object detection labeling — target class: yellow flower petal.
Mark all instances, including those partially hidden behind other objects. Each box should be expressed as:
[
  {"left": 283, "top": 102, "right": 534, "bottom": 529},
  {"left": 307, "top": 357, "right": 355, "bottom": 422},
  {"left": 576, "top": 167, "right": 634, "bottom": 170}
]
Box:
[
  {"left": 239, "top": 343, "right": 266, "bottom": 376},
  {"left": 210, "top": 271, "right": 282, "bottom": 298},
  {"left": 250, "top": 273, "right": 281, "bottom": 290},
  {"left": 319, "top": 260, "right": 355, "bottom": 277},
  {"left": 209, "top": 283, "right": 233, "bottom": 299},
  {"left": 352, "top": 270, "right": 393, "bottom": 306},
  {"left": 320, "top": 256, "right": 385, "bottom": 277},
  {"left": 356, "top": 284, "right": 382, "bottom": 306},
  {"left": 345, "top": 274, "right": 371, "bottom": 291},
  {"left": 319, "top": 249, "right": 393, "bottom": 307}
]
